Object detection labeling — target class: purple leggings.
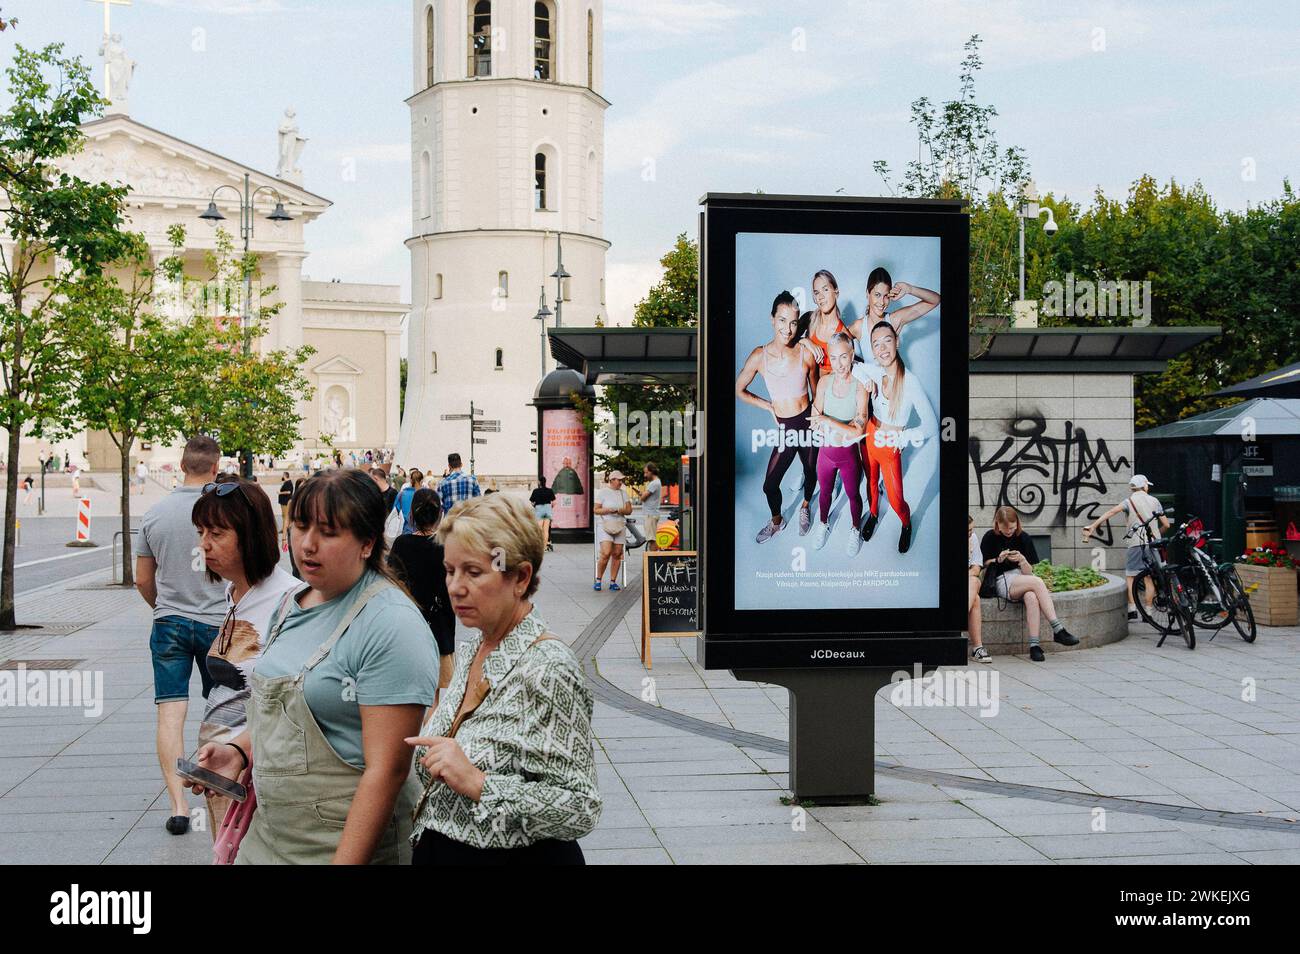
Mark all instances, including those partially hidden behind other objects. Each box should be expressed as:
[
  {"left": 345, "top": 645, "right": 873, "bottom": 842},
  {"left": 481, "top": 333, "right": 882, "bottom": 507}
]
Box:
[{"left": 817, "top": 443, "right": 862, "bottom": 526}]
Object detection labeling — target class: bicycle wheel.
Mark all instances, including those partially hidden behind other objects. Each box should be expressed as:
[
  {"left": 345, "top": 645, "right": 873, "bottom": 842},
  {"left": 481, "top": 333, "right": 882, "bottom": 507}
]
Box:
[
  {"left": 1223, "top": 567, "right": 1258, "bottom": 643},
  {"left": 1170, "top": 574, "right": 1197, "bottom": 650},
  {"left": 1133, "top": 569, "right": 1176, "bottom": 635}
]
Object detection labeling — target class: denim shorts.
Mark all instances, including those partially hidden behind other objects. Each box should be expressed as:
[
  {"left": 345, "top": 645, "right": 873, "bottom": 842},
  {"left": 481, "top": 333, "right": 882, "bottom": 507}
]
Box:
[
  {"left": 150, "top": 615, "right": 220, "bottom": 704},
  {"left": 534, "top": 504, "right": 553, "bottom": 520}
]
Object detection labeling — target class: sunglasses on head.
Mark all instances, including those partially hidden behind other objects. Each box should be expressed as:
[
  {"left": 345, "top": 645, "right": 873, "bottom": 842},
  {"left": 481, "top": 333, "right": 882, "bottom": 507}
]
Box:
[{"left": 202, "top": 481, "right": 252, "bottom": 504}]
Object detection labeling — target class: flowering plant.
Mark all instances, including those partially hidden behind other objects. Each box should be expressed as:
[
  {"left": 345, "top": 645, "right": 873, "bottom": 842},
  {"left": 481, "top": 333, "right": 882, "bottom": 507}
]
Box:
[{"left": 1236, "top": 543, "right": 1298, "bottom": 569}]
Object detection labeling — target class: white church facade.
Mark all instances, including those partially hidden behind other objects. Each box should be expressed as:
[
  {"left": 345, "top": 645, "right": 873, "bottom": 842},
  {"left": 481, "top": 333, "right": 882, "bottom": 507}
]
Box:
[
  {"left": 397, "top": 0, "right": 610, "bottom": 479},
  {"left": 3, "top": 40, "right": 406, "bottom": 474}
]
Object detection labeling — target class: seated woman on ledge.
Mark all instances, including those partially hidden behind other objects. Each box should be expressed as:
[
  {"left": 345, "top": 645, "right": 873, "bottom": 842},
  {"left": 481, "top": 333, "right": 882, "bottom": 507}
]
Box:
[{"left": 979, "top": 506, "right": 1082, "bottom": 662}]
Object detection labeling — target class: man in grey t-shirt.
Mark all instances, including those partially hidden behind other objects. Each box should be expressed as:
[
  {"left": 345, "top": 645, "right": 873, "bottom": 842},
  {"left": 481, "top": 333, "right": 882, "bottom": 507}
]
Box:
[
  {"left": 640, "top": 463, "right": 664, "bottom": 552},
  {"left": 136, "top": 435, "right": 226, "bottom": 835}
]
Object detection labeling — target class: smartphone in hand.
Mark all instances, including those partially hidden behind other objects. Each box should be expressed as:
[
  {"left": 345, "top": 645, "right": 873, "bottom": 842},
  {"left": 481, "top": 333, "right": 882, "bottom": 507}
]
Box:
[{"left": 176, "top": 757, "right": 247, "bottom": 803}]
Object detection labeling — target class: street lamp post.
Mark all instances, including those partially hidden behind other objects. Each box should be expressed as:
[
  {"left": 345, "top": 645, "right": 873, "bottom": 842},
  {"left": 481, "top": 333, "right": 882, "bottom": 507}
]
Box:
[
  {"left": 534, "top": 287, "right": 553, "bottom": 378},
  {"left": 550, "top": 232, "right": 570, "bottom": 329},
  {"left": 199, "top": 173, "right": 292, "bottom": 478},
  {"left": 1017, "top": 179, "right": 1058, "bottom": 302}
]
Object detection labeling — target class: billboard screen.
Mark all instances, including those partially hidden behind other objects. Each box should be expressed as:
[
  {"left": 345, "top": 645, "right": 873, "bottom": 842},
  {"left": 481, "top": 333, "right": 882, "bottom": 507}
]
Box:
[{"left": 699, "top": 195, "right": 969, "bottom": 669}]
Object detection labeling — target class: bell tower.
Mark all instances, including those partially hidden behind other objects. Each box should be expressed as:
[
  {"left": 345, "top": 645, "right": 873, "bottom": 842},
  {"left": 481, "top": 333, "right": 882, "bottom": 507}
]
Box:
[{"left": 399, "top": 1, "right": 610, "bottom": 478}]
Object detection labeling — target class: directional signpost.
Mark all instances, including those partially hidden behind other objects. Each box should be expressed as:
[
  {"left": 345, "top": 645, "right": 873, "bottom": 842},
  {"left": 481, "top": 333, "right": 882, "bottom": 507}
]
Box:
[{"left": 440, "top": 402, "right": 500, "bottom": 474}]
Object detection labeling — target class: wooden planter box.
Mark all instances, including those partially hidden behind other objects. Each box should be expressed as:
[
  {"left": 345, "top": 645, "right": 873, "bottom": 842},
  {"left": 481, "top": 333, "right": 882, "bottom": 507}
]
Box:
[{"left": 1235, "top": 563, "right": 1298, "bottom": 627}]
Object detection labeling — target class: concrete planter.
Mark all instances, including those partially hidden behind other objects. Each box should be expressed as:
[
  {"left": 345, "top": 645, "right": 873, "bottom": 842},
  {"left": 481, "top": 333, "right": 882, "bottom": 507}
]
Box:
[
  {"left": 978, "top": 572, "right": 1128, "bottom": 655},
  {"left": 1235, "top": 563, "right": 1298, "bottom": 627}
]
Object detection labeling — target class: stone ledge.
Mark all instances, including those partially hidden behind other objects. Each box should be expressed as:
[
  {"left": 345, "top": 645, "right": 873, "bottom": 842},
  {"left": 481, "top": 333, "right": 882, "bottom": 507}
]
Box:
[{"left": 977, "top": 572, "right": 1127, "bottom": 654}]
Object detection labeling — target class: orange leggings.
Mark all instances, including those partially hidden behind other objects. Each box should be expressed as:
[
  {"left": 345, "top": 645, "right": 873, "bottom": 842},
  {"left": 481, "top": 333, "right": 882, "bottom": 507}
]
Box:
[{"left": 866, "top": 419, "right": 910, "bottom": 527}]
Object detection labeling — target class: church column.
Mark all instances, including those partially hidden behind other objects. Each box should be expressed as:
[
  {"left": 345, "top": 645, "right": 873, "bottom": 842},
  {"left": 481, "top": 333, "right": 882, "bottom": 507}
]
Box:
[
  {"left": 385, "top": 328, "right": 401, "bottom": 447},
  {"left": 271, "top": 251, "right": 307, "bottom": 353}
]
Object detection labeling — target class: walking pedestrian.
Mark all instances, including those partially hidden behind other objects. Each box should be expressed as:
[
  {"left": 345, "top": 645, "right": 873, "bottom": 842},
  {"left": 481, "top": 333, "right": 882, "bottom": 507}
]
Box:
[
  {"left": 530, "top": 475, "right": 556, "bottom": 552},
  {"left": 187, "top": 469, "right": 437, "bottom": 864},
  {"left": 593, "top": 471, "right": 632, "bottom": 591},
  {"left": 407, "top": 494, "right": 601, "bottom": 864},
  {"left": 387, "top": 488, "right": 456, "bottom": 696},
  {"left": 436, "top": 453, "right": 481, "bottom": 515},
  {"left": 135, "top": 435, "right": 228, "bottom": 835},
  {"left": 192, "top": 475, "right": 301, "bottom": 835},
  {"left": 277, "top": 472, "right": 294, "bottom": 550}
]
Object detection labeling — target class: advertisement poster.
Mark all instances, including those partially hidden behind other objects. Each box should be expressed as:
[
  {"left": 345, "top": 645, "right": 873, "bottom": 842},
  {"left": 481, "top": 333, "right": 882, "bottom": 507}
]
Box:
[
  {"left": 542, "top": 408, "right": 590, "bottom": 530},
  {"left": 733, "top": 231, "right": 943, "bottom": 611}
]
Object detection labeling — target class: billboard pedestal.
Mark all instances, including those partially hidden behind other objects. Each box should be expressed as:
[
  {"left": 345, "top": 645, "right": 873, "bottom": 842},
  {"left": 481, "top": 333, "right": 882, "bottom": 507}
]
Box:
[{"left": 733, "top": 666, "right": 903, "bottom": 804}]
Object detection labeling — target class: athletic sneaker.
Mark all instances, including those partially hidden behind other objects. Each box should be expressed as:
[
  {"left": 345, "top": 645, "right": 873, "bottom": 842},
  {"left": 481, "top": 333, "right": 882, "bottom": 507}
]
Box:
[
  {"left": 755, "top": 519, "right": 784, "bottom": 544},
  {"left": 1053, "top": 628, "right": 1080, "bottom": 646},
  {"left": 971, "top": 645, "right": 992, "bottom": 664},
  {"left": 610, "top": 582, "right": 621, "bottom": 592},
  {"left": 593, "top": 580, "right": 601, "bottom": 591},
  {"left": 860, "top": 511, "right": 878, "bottom": 541},
  {"left": 815, "top": 521, "right": 831, "bottom": 550},
  {"left": 846, "top": 527, "right": 862, "bottom": 556},
  {"left": 799, "top": 506, "right": 811, "bottom": 536},
  {"left": 1029, "top": 645, "right": 1045, "bottom": 662},
  {"left": 898, "top": 523, "right": 912, "bottom": 553},
  {"left": 1126, "top": 609, "right": 1139, "bottom": 621}
]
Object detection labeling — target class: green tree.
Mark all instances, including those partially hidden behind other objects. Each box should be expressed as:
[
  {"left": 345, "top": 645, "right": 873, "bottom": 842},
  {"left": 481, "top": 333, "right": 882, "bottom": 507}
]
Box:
[
  {"left": 168, "top": 225, "right": 315, "bottom": 465},
  {"left": 873, "top": 34, "right": 1030, "bottom": 328},
  {"left": 0, "top": 44, "right": 130, "bottom": 629},
  {"left": 67, "top": 235, "right": 223, "bottom": 585},
  {"left": 586, "top": 233, "right": 697, "bottom": 481}
]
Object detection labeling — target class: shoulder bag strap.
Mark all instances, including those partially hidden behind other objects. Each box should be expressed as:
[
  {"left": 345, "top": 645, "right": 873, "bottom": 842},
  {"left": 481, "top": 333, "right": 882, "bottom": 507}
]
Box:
[{"left": 301, "top": 578, "right": 393, "bottom": 675}]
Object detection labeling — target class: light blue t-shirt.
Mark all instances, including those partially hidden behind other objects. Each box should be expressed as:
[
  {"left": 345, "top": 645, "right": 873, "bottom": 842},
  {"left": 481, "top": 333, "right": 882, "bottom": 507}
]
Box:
[{"left": 255, "top": 569, "right": 438, "bottom": 767}]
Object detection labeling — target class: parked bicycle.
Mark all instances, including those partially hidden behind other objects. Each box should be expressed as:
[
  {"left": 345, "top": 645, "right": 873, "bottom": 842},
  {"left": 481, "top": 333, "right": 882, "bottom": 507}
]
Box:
[
  {"left": 1164, "top": 514, "right": 1257, "bottom": 643},
  {"left": 1128, "top": 509, "right": 1198, "bottom": 649}
]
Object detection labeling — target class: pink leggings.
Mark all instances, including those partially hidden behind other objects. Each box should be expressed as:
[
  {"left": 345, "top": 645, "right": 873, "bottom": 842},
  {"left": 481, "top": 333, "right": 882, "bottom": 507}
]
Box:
[{"left": 817, "top": 443, "right": 862, "bottom": 526}]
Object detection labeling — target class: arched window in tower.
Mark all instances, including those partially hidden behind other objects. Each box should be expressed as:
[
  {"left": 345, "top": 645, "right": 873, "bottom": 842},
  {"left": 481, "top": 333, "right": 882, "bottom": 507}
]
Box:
[
  {"left": 425, "top": 5, "right": 435, "bottom": 87},
  {"left": 495, "top": 348, "right": 504, "bottom": 370},
  {"left": 419, "top": 149, "right": 431, "bottom": 219},
  {"left": 587, "top": 9, "right": 594, "bottom": 88},
  {"left": 585, "top": 149, "right": 596, "bottom": 221},
  {"left": 497, "top": 270, "right": 509, "bottom": 297},
  {"left": 533, "top": 1, "right": 555, "bottom": 81},
  {"left": 431, "top": 351, "right": 438, "bottom": 374},
  {"left": 468, "top": 1, "right": 492, "bottom": 78},
  {"left": 534, "top": 152, "right": 547, "bottom": 210},
  {"left": 433, "top": 273, "right": 444, "bottom": 299}
]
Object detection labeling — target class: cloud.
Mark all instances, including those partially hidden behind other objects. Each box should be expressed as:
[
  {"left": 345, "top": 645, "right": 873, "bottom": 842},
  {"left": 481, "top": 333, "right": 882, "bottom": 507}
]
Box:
[
  {"left": 605, "top": 0, "right": 748, "bottom": 39},
  {"left": 604, "top": 260, "right": 668, "bottom": 327},
  {"left": 137, "top": 0, "right": 305, "bottom": 16},
  {"left": 606, "top": 39, "right": 844, "bottom": 174}
]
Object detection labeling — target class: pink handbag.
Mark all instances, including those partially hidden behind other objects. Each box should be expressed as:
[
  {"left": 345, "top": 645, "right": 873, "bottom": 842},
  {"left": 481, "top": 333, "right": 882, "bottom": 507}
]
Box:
[{"left": 212, "top": 767, "right": 256, "bottom": 865}]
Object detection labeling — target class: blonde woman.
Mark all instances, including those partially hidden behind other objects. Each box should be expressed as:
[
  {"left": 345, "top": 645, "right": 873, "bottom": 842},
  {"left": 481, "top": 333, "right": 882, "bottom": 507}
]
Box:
[{"left": 406, "top": 494, "right": 601, "bottom": 864}]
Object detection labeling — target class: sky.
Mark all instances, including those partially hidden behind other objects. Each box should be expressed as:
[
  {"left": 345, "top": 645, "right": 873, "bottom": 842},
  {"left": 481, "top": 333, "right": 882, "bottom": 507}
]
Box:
[{"left": 3, "top": 0, "right": 1298, "bottom": 327}]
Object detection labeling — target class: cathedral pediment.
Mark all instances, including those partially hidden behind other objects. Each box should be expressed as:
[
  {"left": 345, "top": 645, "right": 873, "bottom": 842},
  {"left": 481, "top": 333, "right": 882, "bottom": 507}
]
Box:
[
  {"left": 312, "top": 355, "right": 366, "bottom": 376},
  {"left": 63, "top": 115, "right": 330, "bottom": 215}
]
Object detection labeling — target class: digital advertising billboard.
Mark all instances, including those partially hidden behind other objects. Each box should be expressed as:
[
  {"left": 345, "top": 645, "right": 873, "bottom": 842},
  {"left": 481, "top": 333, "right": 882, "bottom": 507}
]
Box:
[{"left": 698, "top": 194, "right": 971, "bottom": 670}]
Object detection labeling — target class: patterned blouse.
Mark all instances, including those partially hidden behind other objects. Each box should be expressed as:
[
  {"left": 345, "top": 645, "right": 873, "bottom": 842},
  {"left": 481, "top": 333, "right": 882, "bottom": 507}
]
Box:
[{"left": 411, "top": 609, "right": 602, "bottom": 849}]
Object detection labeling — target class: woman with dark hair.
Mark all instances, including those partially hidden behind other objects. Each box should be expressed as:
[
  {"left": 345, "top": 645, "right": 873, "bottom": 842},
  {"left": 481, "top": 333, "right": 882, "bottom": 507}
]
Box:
[
  {"left": 529, "top": 475, "right": 557, "bottom": 552},
  {"left": 192, "top": 475, "right": 302, "bottom": 835},
  {"left": 388, "top": 487, "right": 456, "bottom": 697},
  {"left": 395, "top": 468, "right": 424, "bottom": 534},
  {"left": 851, "top": 320, "right": 938, "bottom": 553},
  {"left": 736, "top": 290, "right": 821, "bottom": 542},
  {"left": 188, "top": 469, "right": 437, "bottom": 864},
  {"left": 846, "top": 266, "right": 940, "bottom": 341}
]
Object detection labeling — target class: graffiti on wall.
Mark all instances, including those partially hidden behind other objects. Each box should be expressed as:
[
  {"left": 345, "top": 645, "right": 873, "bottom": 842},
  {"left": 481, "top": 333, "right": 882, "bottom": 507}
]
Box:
[{"left": 970, "top": 415, "right": 1131, "bottom": 545}]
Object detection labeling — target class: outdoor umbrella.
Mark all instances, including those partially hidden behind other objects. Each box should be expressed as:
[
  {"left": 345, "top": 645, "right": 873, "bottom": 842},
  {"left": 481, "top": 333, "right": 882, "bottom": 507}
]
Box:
[{"left": 1214, "top": 360, "right": 1300, "bottom": 399}]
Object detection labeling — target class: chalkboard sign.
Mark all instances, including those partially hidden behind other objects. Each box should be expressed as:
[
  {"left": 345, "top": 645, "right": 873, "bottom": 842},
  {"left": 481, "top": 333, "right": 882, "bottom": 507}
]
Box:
[{"left": 641, "top": 550, "right": 699, "bottom": 668}]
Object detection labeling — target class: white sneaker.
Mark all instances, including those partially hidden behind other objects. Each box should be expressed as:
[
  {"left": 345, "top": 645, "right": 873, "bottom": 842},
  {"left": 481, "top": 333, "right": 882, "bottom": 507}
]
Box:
[
  {"left": 846, "top": 525, "right": 862, "bottom": 555},
  {"left": 815, "top": 521, "right": 831, "bottom": 550}
]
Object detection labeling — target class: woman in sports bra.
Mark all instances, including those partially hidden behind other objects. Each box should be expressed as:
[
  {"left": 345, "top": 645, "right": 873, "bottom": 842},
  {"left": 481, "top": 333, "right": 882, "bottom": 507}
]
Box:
[
  {"left": 809, "top": 333, "right": 870, "bottom": 555},
  {"left": 851, "top": 320, "right": 938, "bottom": 554},
  {"left": 797, "top": 269, "right": 850, "bottom": 374},
  {"left": 736, "top": 290, "right": 820, "bottom": 543},
  {"left": 846, "top": 266, "right": 940, "bottom": 342}
]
